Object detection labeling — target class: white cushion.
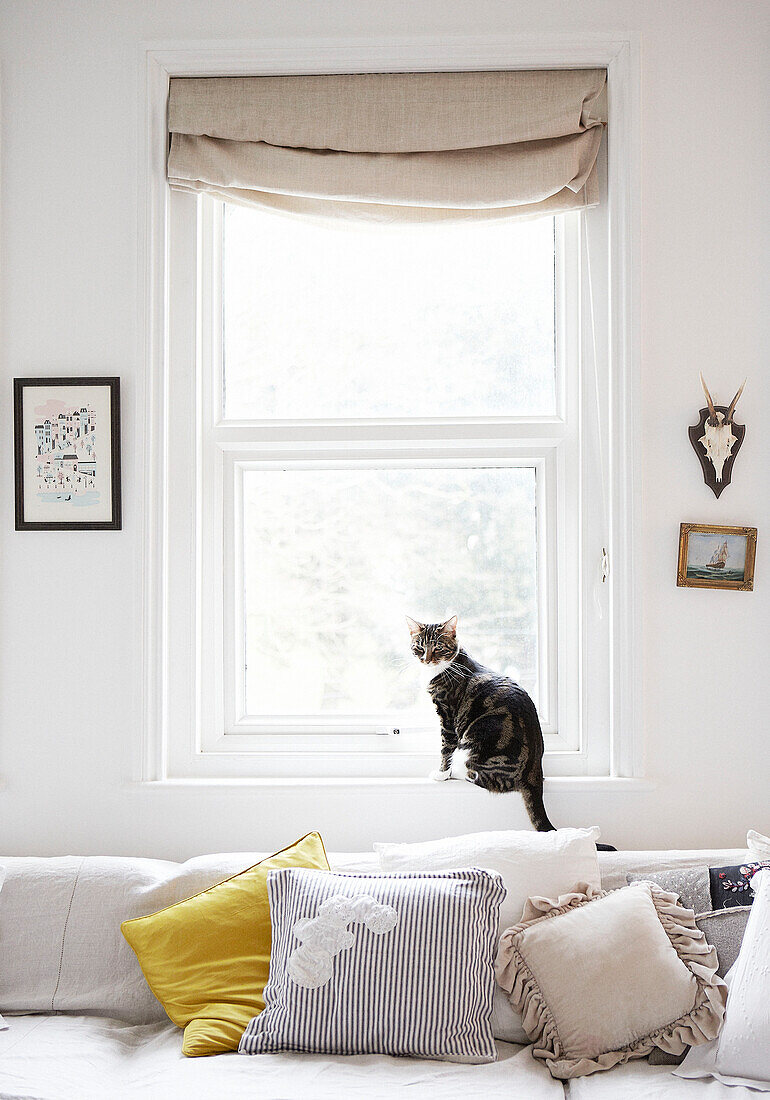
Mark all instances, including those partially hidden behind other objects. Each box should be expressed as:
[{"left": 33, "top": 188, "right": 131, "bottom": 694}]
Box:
[
  {"left": 375, "top": 827, "right": 601, "bottom": 934},
  {"left": 375, "top": 827, "right": 601, "bottom": 1044},
  {"left": 674, "top": 961, "right": 769, "bottom": 1092},
  {"left": 715, "top": 868, "right": 770, "bottom": 1085},
  {"left": 748, "top": 828, "right": 770, "bottom": 858}
]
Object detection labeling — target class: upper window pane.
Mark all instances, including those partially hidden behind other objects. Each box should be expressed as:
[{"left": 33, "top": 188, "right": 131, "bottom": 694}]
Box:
[{"left": 222, "top": 206, "right": 556, "bottom": 420}]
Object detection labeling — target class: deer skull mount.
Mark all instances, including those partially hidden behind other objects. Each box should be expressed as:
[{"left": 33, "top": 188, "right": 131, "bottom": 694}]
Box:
[{"left": 688, "top": 375, "right": 746, "bottom": 498}]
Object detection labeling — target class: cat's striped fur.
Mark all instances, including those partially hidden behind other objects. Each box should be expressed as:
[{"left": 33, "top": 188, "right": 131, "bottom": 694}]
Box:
[{"left": 407, "top": 615, "right": 555, "bottom": 832}]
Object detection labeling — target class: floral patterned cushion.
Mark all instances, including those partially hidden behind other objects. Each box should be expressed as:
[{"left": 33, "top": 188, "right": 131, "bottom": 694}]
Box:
[{"left": 709, "top": 861, "right": 770, "bottom": 909}]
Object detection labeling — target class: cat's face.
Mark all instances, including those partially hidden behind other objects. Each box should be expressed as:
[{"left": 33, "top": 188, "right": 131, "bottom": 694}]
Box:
[{"left": 406, "top": 616, "right": 458, "bottom": 665}]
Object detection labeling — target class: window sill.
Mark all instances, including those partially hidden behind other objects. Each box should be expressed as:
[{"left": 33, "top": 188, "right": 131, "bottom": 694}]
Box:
[{"left": 137, "top": 776, "right": 655, "bottom": 792}]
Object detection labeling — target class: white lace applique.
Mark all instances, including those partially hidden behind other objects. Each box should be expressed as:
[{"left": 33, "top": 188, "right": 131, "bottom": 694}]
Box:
[{"left": 288, "top": 893, "right": 399, "bottom": 989}]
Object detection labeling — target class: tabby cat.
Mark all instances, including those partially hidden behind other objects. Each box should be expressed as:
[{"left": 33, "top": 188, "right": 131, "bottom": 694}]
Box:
[{"left": 407, "top": 615, "right": 555, "bottom": 832}]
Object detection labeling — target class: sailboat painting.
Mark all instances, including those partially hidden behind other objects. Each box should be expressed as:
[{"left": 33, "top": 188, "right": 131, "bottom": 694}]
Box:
[
  {"left": 678, "top": 524, "right": 757, "bottom": 591},
  {"left": 689, "top": 535, "right": 742, "bottom": 579}
]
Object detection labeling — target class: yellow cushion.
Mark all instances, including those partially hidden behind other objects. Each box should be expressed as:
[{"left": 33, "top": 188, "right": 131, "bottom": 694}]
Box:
[{"left": 121, "top": 831, "right": 329, "bottom": 1056}]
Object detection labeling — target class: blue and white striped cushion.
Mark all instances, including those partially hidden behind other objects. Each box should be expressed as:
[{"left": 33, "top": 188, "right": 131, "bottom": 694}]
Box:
[{"left": 239, "top": 868, "right": 505, "bottom": 1063}]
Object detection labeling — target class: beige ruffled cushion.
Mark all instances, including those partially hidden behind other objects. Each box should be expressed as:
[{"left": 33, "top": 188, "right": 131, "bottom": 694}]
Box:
[{"left": 495, "top": 881, "right": 727, "bottom": 1079}]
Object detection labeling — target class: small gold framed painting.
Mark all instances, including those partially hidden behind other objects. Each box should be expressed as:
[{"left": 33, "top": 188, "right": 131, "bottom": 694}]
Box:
[{"left": 677, "top": 523, "right": 757, "bottom": 591}]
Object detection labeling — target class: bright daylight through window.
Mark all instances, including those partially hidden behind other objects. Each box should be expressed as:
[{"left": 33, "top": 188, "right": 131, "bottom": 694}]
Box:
[{"left": 222, "top": 206, "right": 557, "bottom": 731}]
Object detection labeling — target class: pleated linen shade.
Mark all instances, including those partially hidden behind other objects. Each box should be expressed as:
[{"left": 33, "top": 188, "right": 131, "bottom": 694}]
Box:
[{"left": 167, "top": 69, "right": 606, "bottom": 223}]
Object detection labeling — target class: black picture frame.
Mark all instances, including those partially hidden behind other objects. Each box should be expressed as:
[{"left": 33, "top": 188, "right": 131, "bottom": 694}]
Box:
[{"left": 14, "top": 376, "right": 122, "bottom": 531}]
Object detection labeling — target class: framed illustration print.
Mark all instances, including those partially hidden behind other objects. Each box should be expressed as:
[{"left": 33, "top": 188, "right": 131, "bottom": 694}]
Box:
[
  {"left": 14, "top": 377, "right": 121, "bottom": 531},
  {"left": 677, "top": 523, "right": 756, "bottom": 591}
]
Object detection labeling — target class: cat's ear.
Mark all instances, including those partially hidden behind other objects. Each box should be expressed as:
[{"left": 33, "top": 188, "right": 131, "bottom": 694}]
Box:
[
  {"left": 405, "top": 616, "right": 423, "bottom": 636},
  {"left": 442, "top": 615, "right": 458, "bottom": 637}
]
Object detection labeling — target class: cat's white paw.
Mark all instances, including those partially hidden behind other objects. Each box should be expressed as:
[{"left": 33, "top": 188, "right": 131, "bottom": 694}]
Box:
[
  {"left": 465, "top": 770, "right": 479, "bottom": 783},
  {"left": 429, "top": 768, "right": 452, "bottom": 782}
]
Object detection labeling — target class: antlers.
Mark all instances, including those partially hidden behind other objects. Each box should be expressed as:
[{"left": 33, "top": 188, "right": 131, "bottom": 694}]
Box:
[
  {"left": 726, "top": 380, "right": 746, "bottom": 423},
  {"left": 700, "top": 374, "right": 746, "bottom": 424},
  {"left": 699, "top": 373, "right": 718, "bottom": 424}
]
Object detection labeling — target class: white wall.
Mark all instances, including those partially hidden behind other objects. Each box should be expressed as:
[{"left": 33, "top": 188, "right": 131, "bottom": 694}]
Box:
[{"left": 0, "top": 0, "right": 767, "bottom": 859}]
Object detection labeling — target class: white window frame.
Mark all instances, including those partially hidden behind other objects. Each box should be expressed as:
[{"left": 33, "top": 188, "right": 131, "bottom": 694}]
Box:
[{"left": 140, "top": 37, "right": 640, "bottom": 785}]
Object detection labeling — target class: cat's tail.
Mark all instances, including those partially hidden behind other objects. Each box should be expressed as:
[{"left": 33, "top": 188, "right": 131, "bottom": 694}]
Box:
[
  {"left": 521, "top": 700, "right": 556, "bottom": 832},
  {"left": 521, "top": 785, "right": 556, "bottom": 832}
]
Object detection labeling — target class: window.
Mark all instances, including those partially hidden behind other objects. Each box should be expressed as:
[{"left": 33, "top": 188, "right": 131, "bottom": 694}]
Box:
[
  {"left": 153, "top": 55, "right": 634, "bottom": 785},
  {"left": 161, "top": 193, "right": 612, "bottom": 781}
]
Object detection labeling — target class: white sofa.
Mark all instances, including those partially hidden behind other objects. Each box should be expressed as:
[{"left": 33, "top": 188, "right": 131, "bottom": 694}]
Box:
[{"left": 0, "top": 845, "right": 751, "bottom": 1100}]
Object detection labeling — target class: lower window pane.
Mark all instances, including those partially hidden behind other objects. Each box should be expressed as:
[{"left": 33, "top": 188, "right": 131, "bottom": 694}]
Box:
[{"left": 242, "top": 466, "right": 539, "bottom": 719}]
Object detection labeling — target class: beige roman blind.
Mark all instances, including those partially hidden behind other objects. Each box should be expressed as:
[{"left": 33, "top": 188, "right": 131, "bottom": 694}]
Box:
[{"left": 167, "top": 69, "right": 606, "bottom": 222}]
